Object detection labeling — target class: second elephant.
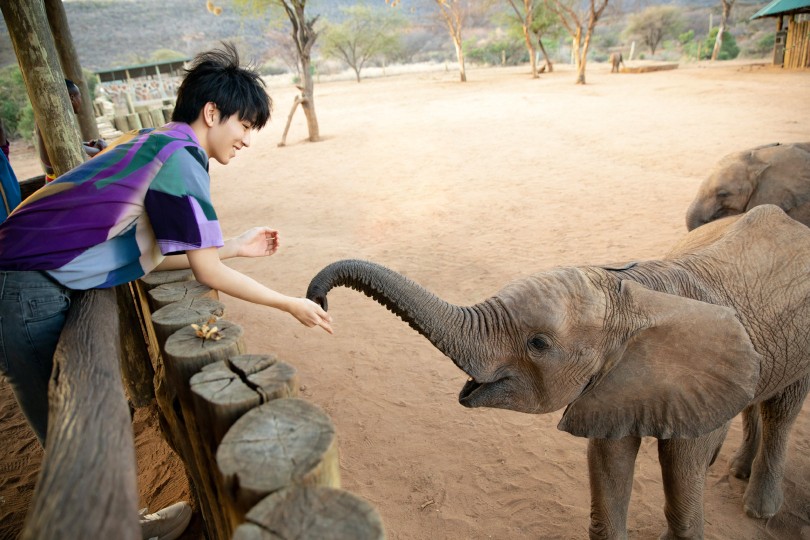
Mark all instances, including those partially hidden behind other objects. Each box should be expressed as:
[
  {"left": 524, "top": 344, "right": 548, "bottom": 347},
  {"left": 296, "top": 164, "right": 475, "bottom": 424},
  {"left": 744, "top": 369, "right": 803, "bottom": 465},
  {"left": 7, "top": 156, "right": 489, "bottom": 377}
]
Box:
[
  {"left": 685, "top": 141, "right": 810, "bottom": 231},
  {"left": 307, "top": 205, "right": 810, "bottom": 539}
]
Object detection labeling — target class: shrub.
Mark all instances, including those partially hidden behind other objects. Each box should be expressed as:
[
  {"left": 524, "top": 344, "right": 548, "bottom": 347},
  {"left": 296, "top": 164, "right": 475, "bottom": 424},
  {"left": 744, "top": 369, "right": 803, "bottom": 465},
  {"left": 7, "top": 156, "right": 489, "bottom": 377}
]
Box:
[{"left": 702, "top": 27, "right": 740, "bottom": 60}]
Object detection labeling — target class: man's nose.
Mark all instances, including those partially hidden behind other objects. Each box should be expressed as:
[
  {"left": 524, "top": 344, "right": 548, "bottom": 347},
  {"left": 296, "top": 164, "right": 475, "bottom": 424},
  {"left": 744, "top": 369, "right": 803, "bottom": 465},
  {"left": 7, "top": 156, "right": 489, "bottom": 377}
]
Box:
[{"left": 242, "top": 131, "right": 251, "bottom": 147}]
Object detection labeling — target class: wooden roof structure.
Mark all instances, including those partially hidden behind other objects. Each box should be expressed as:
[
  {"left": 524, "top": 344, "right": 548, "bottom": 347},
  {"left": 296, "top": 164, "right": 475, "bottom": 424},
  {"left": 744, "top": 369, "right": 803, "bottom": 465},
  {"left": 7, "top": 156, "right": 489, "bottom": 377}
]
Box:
[{"left": 751, "top": 0, "right": 810, "bottom": 68}]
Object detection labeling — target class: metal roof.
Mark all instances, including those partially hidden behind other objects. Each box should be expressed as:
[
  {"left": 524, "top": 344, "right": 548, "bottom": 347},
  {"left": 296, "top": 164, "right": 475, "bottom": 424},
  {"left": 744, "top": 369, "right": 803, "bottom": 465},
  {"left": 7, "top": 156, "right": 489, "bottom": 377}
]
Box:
[
  {"left": 751, "top": 0, "right": 810, "bottom": 19},
  {"left": 94, "top": 58, "right": 190, "bottom": 83}
]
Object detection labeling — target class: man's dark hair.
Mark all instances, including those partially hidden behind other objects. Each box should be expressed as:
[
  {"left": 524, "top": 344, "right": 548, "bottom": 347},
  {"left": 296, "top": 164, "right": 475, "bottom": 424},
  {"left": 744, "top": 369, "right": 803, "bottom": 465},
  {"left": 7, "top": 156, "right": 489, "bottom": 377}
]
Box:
[
  {"left": 64, "top": 79, "right": 79, "bottom": 93},
  {"left": 172, "top": 42, "right": 272, "bottom": 129}
]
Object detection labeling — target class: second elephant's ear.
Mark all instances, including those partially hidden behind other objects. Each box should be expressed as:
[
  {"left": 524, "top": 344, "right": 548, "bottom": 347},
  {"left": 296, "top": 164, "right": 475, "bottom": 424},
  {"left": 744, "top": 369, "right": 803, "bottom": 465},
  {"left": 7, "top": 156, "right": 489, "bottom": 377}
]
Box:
[{"left": 558, "top": 281, "right": 761, "bottom": 440}]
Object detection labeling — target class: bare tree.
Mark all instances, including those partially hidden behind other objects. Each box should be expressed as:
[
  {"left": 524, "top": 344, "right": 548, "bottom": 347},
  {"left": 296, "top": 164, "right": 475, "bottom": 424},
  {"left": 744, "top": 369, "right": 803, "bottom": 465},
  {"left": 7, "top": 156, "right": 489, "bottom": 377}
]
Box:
[
  {"left": 547, "top": 0, "right": 609, "bottom": 84},
  {"left": 711, "top": 0, "right": 736, "bottom": 61},
  {"left": 237, "top": 0, "right": 321, "bottom": 142},
  {"left": 435, "top": 0, "right": 470, "bottom": 82}
]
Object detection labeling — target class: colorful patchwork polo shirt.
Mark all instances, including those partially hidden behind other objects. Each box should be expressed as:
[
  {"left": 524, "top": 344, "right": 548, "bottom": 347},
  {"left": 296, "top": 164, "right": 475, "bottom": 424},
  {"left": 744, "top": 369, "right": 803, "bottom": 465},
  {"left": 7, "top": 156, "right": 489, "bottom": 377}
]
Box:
[{"left": 0, "top": 122, "right": 223, "bottom": 289}]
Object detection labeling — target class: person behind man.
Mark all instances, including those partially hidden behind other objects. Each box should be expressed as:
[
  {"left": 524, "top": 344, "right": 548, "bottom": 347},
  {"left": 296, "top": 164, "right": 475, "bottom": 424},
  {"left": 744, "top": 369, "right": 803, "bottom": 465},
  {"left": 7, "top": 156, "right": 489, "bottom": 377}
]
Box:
[
  {"left": 0, "top": 119, "right": 21, "bottom": 222},
  {"left": 37, "top": 78, "right": 108, "bottom": 181},
  {"left": 0, "top": 42, "right": 332, "bottom": 540}
]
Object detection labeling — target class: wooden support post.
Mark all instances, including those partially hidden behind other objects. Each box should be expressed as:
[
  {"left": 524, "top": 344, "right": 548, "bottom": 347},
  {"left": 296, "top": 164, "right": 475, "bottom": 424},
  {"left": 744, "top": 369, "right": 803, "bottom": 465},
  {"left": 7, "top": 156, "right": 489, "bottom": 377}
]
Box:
[
  {"left": 278, "top": 95, "right": 304, "bottom": 147},
  {"left": 22, "top": 289, "right": 139, "bottom": 540},
  {"left": 217, "top": 398, "right": 340, "bottom": 513},
  {"left": 115, "top": 283, "right": 155, "bottom": 408},
  {"left": 232, "top": 486, "right": 385, "bottom": 540},
  {"left": 159, "top": 321, "right": 247, "bottom": 539}
]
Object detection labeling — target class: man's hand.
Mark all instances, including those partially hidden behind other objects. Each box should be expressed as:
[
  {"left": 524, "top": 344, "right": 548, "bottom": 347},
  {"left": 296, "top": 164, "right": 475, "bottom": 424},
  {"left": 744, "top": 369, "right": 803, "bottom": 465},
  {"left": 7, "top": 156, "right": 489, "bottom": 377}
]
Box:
[{"left": 235, "top": 226, "right": 279, "bottom": 257}]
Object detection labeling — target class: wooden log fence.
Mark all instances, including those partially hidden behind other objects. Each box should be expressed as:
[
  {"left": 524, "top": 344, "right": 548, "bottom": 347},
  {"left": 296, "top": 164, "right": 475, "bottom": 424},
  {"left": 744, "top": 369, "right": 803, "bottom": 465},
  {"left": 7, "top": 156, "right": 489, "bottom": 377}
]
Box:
[{"left": 22, "top": 269, "right": 385, "bottom": 539}]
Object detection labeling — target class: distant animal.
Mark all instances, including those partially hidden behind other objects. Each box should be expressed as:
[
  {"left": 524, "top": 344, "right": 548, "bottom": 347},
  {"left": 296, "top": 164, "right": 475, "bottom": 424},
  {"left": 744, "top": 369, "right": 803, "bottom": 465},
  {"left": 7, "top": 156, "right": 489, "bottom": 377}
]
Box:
[
  {"left": 307, "top": 204, "right": 810, "bottom": 539},
  {"left": 686, "top": 142, "right": 810, "bottom": 231},
  {"left": 609, "top": 52, "right": 624, "bottom": 73}
]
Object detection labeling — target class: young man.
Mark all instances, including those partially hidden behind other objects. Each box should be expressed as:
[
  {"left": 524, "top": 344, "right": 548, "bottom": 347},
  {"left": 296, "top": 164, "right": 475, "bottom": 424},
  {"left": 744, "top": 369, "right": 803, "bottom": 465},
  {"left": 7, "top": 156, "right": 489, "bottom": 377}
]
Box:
[{"left": 0, "top": 43, "right": 332, "bottom": 540}]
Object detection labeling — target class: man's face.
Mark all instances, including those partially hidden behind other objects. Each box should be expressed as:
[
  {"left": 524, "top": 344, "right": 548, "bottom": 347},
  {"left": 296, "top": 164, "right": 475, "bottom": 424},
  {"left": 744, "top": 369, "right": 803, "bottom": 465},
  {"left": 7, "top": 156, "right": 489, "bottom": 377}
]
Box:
[
  {"left": 68, "top": 88, "right": 82, "bottom": 114},
  {"left": 207, "top": 108, "right": 252, "bottom": 165}
]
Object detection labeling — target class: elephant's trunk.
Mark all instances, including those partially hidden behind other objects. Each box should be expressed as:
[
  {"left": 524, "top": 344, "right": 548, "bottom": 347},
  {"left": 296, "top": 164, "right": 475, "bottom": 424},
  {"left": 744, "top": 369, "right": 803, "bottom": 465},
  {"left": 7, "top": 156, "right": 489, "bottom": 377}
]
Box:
[
  {"left": 306, "top": 259, "right": 502, "bottom": 374},
  {"left": 685, "top": 200, "right": 705, "bottom": 231}
]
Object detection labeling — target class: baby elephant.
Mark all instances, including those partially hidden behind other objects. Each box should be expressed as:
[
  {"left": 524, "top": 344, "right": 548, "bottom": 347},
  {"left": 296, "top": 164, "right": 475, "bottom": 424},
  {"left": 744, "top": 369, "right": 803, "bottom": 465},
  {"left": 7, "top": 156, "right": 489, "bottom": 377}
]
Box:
[
  {"left": 686, "top": 141, "right": 810, "bottom": 230},
  {"left": 307, "top": 205, "right": 810, "bottom": 539},
  {"left": 609, "top": 52, "right": 624, "bottom": 72}
]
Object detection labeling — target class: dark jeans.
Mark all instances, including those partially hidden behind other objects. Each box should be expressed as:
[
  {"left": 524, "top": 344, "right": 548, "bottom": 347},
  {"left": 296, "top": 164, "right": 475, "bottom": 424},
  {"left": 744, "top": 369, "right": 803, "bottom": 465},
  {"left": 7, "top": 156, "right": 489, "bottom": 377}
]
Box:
[{"left": 0, "top": 271, "right": 73, "bottom": 445}]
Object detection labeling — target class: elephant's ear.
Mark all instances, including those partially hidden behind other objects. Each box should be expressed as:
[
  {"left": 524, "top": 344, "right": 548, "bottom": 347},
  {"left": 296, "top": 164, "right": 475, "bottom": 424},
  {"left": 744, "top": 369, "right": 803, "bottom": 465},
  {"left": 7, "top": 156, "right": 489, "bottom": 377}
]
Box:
[{"left": 558, "top": 281, "right": 761, "bottom": 440}]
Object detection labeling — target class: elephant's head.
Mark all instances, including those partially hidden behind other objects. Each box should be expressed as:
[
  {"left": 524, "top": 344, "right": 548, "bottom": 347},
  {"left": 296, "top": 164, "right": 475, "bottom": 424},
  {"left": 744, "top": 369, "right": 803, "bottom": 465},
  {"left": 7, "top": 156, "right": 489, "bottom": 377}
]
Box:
[
  {"left": 685, "top": 142, "right": 810, "bottom": 231},
  {"left": 306, "top": 260, "right": 760, "bottom": 440}
]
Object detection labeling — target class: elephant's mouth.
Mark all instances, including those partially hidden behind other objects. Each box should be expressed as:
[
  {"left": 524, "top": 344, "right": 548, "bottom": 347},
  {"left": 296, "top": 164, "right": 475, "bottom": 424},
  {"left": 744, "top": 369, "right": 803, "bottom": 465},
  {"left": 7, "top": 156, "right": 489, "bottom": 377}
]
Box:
[{"left": 458, "top": 376, "right": 510, "bottom": 408}]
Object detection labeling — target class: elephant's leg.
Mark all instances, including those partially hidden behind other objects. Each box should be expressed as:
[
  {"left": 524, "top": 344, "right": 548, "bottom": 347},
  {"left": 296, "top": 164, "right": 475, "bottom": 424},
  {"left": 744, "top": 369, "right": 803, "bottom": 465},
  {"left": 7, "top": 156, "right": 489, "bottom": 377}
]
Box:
[
  {"left": 587, "top": 436, "right": 641, "bottom": 540},
  {"left": 729, "top": 404, "right": 761, "bottom": 479},
  {"left": 657, "top": 424, "right": 731, "bottom": 540},
  {"left": 743, "top": 374, "right": 810, "bottom": 519}
]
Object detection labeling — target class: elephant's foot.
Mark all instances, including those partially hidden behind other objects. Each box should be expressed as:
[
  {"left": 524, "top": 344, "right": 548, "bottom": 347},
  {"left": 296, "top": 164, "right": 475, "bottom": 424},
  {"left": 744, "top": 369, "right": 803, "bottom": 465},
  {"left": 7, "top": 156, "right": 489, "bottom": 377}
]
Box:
[
  {"left": 728, "top": 446, "right": 754, "bottom": 479},
  {"left": 743, "top": 480, "right": 784, "bottom": 519},
  {"left": 658, "top": 525, "right": 704, "bottom": 540}
]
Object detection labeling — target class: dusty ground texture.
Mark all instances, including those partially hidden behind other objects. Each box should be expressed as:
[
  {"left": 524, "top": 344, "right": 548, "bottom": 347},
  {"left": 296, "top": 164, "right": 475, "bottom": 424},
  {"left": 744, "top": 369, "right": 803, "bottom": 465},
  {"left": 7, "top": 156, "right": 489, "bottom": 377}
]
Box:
[{"left": 2, "top": 60, "right": 809, "bottom": 539}]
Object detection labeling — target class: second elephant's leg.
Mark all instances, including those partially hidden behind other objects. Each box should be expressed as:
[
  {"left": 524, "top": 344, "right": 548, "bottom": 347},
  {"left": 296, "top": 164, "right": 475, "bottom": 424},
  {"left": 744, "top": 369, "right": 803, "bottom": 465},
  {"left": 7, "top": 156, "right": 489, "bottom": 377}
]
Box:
[
  {"left": 657, "top": 424, "right": 730, "bottom": 540},
  {"left": 729, "top": 404, "right": 761, "bottom": 479},
  {"left": 587, "top": 436, "right": 641, "bottom": 540},
  {"left": 744, "top": 374, "right": 810, "bottom": 519}
]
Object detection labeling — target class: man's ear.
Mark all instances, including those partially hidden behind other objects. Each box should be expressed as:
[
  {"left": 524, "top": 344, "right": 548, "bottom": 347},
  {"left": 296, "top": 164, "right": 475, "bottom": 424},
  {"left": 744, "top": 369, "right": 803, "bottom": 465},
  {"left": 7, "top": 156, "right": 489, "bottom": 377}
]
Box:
[{"left": 202, "top": 102, "right": 217, "bottom": 127}]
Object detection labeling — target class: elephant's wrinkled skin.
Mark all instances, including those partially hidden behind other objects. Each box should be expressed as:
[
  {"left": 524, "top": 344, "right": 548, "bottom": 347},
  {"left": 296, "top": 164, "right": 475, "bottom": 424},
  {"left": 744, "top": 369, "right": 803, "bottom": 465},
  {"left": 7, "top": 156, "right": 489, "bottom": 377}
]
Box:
[
  {"left": 306, "top": 205, "right": 810, "bottom": 540},
  {"left": 685, "top": 142, "right": 810, "bottom": 231}
]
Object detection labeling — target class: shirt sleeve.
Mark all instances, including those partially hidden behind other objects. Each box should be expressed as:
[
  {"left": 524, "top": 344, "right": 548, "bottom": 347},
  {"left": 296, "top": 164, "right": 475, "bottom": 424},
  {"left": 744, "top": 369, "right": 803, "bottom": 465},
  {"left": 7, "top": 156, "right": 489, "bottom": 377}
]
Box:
[{"left": 144, "top": 146, "right": 224, "bottom": 255}]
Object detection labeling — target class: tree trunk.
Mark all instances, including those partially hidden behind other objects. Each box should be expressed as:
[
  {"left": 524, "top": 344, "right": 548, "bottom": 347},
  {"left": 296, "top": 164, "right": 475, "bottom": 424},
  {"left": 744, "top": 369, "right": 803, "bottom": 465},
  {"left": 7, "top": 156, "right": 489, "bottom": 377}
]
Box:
[
  {"left": 452, "top": 32, "right": 467, "bottom": 82},
  {"left": 712, "top": 0, "right": 733, "bottom": 61},
  {"left": 43, "top": 0, "right": 98, "bottom": 141},
  {"left": 299, "top": 56, "right": 321, "bottom": 141},
  {"left": 537, "top": 37, "right": 553, "bottom": 72},
  {"left": 0, "top": 0, "right": 84, "bottom": 176},
  {"left": 523, "top": 26, "right": 538, "bottom": 78}
]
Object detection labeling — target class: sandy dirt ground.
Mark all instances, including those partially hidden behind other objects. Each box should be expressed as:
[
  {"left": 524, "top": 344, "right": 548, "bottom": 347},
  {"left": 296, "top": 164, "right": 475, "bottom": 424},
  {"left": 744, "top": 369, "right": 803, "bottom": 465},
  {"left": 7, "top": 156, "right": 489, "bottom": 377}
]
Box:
[{"left": 2, "top": 60, "right": 809, "bottom": 540}]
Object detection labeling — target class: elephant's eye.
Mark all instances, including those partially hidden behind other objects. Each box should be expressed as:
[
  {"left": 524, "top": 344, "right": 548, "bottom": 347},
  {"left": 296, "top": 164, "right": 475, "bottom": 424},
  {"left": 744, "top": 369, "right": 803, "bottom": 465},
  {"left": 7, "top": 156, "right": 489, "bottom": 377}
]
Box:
[
  {"left": 528, "top": 335, "right": 550, "bottom": 352},
  {"left": 716, "top": 190, "right": 730, "bottom": 198}
]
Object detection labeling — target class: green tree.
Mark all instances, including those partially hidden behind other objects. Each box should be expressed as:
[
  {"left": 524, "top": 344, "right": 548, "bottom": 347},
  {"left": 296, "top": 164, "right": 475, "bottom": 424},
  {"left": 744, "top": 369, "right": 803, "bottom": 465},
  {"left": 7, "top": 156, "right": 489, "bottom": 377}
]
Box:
[
  {"left": 321, "top": 5, "right": 407, "bottom": 82},
  {"left": 0, "top": 65, "right": 34, "bottom": 141},
  {"left": 711, "top": 0, "right": 736, "bottom": 61},
  {"left": 623, "top": 5, "right": 683, "bottom": 56},
  {"left": 703, "top": 27, "right": 739, "bottom": 60},
  {"left": 504, "top": 0, "right": 562, "bottom": 76}
]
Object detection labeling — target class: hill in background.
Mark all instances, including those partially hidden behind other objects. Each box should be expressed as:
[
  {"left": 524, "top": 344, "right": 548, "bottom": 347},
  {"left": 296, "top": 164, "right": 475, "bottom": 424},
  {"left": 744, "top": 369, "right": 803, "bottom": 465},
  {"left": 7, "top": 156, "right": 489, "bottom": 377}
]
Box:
[{"left": 0, "top": 0, "right": 773, "bottom": 73}]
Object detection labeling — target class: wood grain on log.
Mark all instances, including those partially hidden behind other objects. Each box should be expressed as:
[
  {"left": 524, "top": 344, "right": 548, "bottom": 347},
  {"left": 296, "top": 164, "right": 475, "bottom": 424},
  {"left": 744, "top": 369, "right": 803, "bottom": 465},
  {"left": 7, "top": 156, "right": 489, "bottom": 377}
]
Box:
[
  {"left": 138, "top": 269, "right": 194, "bottom": 292},
  {"left": 22, "top": 289, "right": 139, "bottom": 540},
  {"left": 233, "top": 486, "right": 385, "bottom": 540},
  {"left": 148, "top": 280, "right": 218, "bottom": 311},
  {"left": 217, "top": 398, "right": 340, "bottom": 512},
  {"left": 151, "top": 296, "right": 225, "bottom": 350},
  {"left": 191, "top": 354, "right": 298, "bottom": 447}
]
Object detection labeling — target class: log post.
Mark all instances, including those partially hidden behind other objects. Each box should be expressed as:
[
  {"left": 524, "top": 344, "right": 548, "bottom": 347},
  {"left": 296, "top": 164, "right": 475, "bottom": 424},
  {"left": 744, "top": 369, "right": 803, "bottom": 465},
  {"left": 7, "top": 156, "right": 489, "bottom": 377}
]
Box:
[
  {"left": 22, "top": 289, "right": 139, "bottom": 540},
  {"left": 115, "top": 283, "right": 155, "bottom": 408},
  {"left": 42, "top": 0, "right": 98, "bottom": 141},
  {"left": 151, "top": 296, "right": 225, "bottom": 350},
  {"left": 216, "top": 398, "right": 340, "bottom": 513},
  {"left": 0, "top": 0, "right": 84, "bottom": 176},
  {"left": 159, "top": 321, "right": 247, "bottom": 539},
  {"left": 232, "top": 486, "right": 384, "bottom": 540}
]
